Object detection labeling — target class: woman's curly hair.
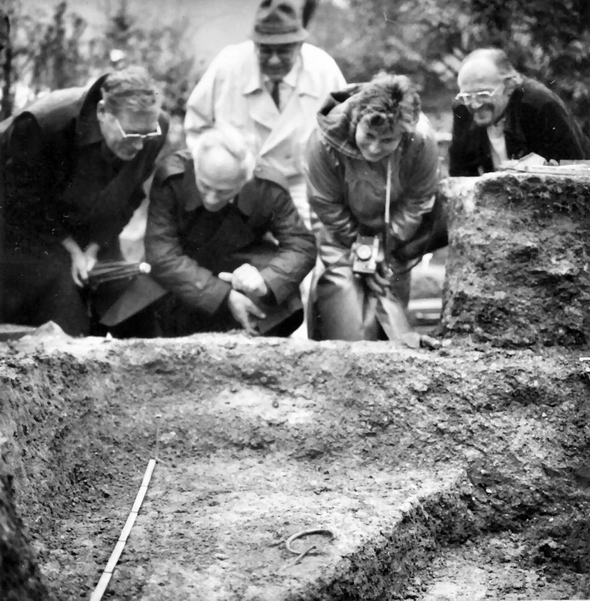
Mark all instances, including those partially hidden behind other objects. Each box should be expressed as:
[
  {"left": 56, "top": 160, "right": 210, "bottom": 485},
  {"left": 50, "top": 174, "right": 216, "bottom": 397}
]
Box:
[{"left": 349, "top": 74, "right": 421, "bottom": 142}]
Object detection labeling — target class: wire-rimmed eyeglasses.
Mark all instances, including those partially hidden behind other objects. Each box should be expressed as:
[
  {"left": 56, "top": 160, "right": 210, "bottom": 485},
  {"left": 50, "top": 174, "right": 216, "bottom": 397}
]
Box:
[
  {"left": 113, "top": 117, "right": 162, "bottom": 141},
  {"left": 455, "top": 85, "right": 503, "bottom": 106}
]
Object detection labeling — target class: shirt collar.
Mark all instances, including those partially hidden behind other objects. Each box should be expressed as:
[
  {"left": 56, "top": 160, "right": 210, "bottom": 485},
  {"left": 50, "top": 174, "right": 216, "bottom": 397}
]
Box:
[{"left": 243, "top": 47, "right": 316, "bottom": 97}]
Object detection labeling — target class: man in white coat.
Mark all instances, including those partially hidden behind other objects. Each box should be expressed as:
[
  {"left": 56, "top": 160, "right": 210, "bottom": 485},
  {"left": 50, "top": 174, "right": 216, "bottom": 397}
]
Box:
[{"left": 184, "top": 0, "right": 346, "bottom": 232}]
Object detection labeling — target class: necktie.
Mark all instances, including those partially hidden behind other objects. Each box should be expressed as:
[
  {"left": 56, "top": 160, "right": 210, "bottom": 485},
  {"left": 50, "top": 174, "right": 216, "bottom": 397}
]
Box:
[{"left": 271, "top": 81, "right": 281, "bottom": 111}]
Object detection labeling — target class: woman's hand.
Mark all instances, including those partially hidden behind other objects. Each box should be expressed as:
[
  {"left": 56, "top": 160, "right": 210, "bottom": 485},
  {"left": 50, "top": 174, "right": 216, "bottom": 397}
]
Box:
[{"left": 365, "top": 262, "right": 393, "bottom": 296}]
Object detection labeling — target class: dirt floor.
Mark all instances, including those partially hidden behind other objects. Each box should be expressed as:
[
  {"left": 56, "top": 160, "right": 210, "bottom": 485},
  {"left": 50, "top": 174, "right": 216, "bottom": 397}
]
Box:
[{"left": 1, "top": 330, "right": 590, "bottom": 600}]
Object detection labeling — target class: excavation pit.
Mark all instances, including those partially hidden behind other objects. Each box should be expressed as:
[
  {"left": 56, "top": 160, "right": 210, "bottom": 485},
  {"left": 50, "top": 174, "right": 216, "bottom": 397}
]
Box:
[{"left": 1, "top": 333, "right": 589, "bottom": 600}]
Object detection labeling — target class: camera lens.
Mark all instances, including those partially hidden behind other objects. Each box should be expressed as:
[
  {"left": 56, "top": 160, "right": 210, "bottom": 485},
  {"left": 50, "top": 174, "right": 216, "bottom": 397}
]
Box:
[{"left": 356, "top": 244, "right": 373, "bottom": 260}]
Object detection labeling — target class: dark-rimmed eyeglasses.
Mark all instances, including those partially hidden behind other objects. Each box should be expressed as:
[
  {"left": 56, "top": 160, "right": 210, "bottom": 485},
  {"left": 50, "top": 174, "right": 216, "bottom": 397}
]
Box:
[
  {"left": 256, "top": 43, "right": 299, "bottom": 59},
  {"left": 455, "top": 85, "right": 503, "bottom": 106},
  {"left": 113, "top": 117, "right": 162, "bottom": 141}
]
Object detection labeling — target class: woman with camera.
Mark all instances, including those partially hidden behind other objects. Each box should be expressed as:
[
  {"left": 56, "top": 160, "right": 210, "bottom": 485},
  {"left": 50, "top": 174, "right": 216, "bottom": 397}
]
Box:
[{"left": 305, "top": 74, "right": 440, "bottom": 341}]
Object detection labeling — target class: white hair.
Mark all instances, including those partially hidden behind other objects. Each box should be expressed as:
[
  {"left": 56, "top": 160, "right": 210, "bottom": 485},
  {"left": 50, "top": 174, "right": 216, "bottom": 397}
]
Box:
[{"left": 190, "top": 125, "right": 256, "bottom": 181}]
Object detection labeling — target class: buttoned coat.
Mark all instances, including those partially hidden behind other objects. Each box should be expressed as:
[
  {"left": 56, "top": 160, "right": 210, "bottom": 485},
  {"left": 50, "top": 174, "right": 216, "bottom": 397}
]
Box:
[{"left": 184, "top": 40, "right": 346, "bottom": 186}]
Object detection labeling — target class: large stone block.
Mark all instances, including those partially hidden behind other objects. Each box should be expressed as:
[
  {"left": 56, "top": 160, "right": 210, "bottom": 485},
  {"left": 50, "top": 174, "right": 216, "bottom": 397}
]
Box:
[{"left": 441, "top": 172, "right": 590, "bottom": 347}]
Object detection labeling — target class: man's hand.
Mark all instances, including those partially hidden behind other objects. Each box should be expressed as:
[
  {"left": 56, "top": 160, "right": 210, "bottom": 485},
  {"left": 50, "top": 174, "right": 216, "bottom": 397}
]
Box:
[
  {"left": 226, "top": 290, "right": 266, "bottom": 335},
  {"left": 70, "top": 252, "right": 90, "bottom": 287},
  {"left": 62, "top": 236, "right": 89, "bottom": 287},
  {"left": 219, "top": 264, "right": 268, "bottom": 298},
  {"left": 84, "top": 242, "right": 100, "bottom": 275}
]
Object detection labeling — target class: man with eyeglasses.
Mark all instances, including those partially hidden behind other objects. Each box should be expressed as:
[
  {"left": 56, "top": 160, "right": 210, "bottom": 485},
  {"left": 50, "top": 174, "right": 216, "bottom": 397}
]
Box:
[
  {"left": 184, "top": 0, "right": 345, "bottom": 232},
  {"left": 449, "top": 48, "right": 590, "bottom": 176},
  {"left": 0, "top": 66, "right": 169, "bottom": 335}
]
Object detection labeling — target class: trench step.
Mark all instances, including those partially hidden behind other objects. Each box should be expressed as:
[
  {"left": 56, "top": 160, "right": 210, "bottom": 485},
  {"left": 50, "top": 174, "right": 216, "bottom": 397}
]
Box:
[{"left": 52, "top": 451, "right": 465, "bottom": 601}]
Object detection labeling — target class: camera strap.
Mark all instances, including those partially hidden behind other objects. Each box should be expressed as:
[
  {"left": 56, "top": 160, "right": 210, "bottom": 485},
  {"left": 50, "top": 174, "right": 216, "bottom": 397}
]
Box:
[
  {"left": 383, "top": 157, "right": 393, "bottom": 255},
  {"left": 383, "top": 156, "right": 421, "bottom": 275},
  {"left": 384, "top": 157, "right": 392, "bottom": 227}
]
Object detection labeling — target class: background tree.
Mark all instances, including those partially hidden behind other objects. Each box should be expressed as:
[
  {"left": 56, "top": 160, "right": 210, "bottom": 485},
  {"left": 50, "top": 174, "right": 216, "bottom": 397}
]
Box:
[
  {"left": 308, "top": 0, "right": 590, "bottom": 136},
  {"left": 0, "top": 11, "right": 11, "bottom": 120},
  {"left": 468, "top": 0, "right": 590, "bottom": 137},
  {"left": 0, "top": 0, "right": 192, "bottom": 120},
  {"left": 0, "top": 0, "right": 587, "bottom": 137},
  {"left": 95, "top": 0, "right": 193, "bottom": 117}
]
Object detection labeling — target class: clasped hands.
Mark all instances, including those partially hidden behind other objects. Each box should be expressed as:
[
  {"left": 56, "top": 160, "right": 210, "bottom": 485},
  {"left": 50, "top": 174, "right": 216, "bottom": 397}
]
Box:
[
  {"left": 364, "top": 263, "right": 394, "bottom": 296},
  {"left": 219, "top": 264, "right": 269, "bottom": 335}
]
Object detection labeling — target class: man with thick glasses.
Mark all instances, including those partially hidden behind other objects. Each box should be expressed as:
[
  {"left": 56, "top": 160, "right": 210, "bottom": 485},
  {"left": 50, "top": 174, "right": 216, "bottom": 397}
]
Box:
[
  {"left": 449, "top": 48, "right": 590, "bottom": 176},
  {"left": 0, "top": 66, "right": 169, "bottom": 335}
]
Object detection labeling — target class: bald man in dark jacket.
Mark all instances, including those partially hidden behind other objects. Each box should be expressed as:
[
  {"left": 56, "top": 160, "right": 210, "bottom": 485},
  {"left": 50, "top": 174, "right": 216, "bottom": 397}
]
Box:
[{"left": 145, "top": 146, "right": 316, "bottom": 337}]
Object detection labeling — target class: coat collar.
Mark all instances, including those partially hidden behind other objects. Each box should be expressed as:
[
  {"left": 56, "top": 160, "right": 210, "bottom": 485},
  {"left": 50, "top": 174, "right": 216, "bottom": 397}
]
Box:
[
  {"left": 76, "top": 74, "right": 109, "bottom": 147},
  {"left": 181, "top": 158, "right": 204, "bottom": 212}
]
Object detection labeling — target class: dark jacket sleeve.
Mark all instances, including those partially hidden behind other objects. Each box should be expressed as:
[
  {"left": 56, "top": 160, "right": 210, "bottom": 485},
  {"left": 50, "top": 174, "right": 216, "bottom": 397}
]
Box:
[
  {"left": 4, "top": 113, "right": 71, "bottom": 243},
  {"left": 304, "top": 128, "right": 359, "bottom": 248},
  {"left": 257, "top": 183, "right": 317, "bottom": 304},
  {"left": 88, "top": 112, "right": 171, "bottom": 247},
  {"left": 449, "top": 104, "right": 485, "bottom": 177},
  {"left": 531, "top": 100, "right": 588, "bottom": 162},
  {"left": 145, "top": 174, "right": 232, "bottom": 315},
  {"left": 392, "top": 123, "right": 438, "bottom": 242}
]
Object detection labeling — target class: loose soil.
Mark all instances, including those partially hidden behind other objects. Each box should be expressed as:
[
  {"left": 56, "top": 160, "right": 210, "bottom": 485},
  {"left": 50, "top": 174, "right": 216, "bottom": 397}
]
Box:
[
  {"left": 442, "top": 173, "right": 590, "bottom": 348},
  {"left": 1, "top": 333, "right": 590, "bottom": 600}
]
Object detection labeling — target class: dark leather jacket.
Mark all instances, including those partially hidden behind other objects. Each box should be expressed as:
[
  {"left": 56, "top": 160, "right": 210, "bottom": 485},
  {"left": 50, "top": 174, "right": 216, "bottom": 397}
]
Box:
[{"left": 449, "top": 76, "right": 590, "bottom": 176}]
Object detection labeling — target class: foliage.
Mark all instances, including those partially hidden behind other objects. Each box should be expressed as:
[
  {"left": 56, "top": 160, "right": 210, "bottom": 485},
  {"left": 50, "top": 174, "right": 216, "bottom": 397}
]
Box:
[
  {"left": 309, "top": 0, "right": 590, "bottom": 135},
  {"left": 88, "top": 1, "right": 193, "bottom": 117},
  {"left": 1, "top": 0, "right": 588, "bottom": 134},
  {"left": 0, "top": 0, "right": 88, "bottom": 118},
  {"left": 0, "top": 0, "right": 192, "bottom": 119},
  {"left": 468, "top": 0, "right": 590, "bottom": 137}
]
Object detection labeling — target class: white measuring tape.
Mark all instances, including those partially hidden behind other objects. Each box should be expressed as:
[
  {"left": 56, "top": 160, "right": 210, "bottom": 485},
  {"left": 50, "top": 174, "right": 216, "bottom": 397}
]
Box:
[{"left": 90, "top": 458, "right": 157, "bottom": 601}]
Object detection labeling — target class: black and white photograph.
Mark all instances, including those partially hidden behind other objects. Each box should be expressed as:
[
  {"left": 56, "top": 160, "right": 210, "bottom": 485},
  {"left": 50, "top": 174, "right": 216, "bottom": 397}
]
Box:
[{"left": 1, "top": 0, "right": 590, "bottom": 599}]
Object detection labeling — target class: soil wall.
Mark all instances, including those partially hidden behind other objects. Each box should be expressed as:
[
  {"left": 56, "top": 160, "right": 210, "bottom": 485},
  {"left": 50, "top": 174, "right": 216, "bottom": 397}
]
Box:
[
  {"left": 0, "top": 336, "right": 589, "bottom": 599},
  {"left": 442, "top": 173, "right": 590, "bottom": 348}
]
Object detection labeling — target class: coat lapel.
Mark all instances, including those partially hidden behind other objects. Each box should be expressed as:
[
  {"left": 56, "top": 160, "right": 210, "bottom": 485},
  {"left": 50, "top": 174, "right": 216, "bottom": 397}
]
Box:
[
  {"left": 248, "top": 91, "right": 281, "bottom": 135},
  {"left": 255, "top": 55, "right": 321, "bottom": 157},
  {"left": 243, "top": 51, "right": 282, "bottom": 136},
  {"left": 259, "top": 88, "right": 317, "bottom": 156}
]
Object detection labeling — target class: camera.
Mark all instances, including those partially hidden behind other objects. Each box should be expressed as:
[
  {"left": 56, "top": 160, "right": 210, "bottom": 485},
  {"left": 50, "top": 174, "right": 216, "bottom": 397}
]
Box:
[{"left": 352, "top": 235, "right": 381, "bottom": 275}]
